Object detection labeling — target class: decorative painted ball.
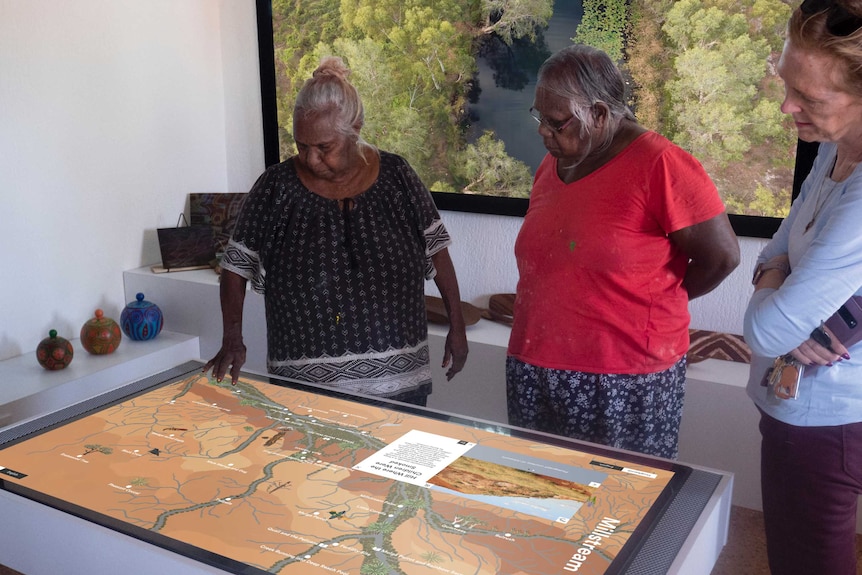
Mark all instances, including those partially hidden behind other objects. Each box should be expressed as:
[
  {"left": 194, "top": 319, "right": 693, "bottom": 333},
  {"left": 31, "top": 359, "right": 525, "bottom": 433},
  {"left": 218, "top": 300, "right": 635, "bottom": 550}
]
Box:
[
  {"left": 36, "top": 329, "right": 74, "bottom": 370},
  {"left": 120, "top": 292, "right": 163, "bottom": 341},
  {"left": 80, "top": 309, "right": 122, "bottom": 355}
]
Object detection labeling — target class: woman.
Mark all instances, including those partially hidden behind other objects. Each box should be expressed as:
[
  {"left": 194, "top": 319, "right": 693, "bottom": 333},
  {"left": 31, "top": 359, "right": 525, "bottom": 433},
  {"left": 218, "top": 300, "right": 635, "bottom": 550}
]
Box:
[
  {"left": 744, "top": 1, "right": 862, "bottom": 572},
  {"left": 506, "top": 45, "right": 739, "bottom": 459},
  {"left": 204, "top": 57, "right": 468, "bottom": 407}
]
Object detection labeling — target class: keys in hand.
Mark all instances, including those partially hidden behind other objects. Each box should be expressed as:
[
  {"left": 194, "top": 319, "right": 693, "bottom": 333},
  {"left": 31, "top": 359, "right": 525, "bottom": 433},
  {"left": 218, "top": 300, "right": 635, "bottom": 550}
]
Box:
[{"left": 765, "top": 354, "right": 803, "bottom": 400}]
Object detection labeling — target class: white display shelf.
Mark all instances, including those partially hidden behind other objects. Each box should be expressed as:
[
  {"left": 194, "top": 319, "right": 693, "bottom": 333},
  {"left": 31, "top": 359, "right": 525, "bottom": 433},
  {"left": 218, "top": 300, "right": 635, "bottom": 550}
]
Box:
[
  {"left": 427, "top": 318, "right": 512, "bottom": 347},
  {"left": 0, "top": 331, "right": 200, "bottom": 432},
  {"left": 124, "top": 266, "right": 269, "bottom": 373}
]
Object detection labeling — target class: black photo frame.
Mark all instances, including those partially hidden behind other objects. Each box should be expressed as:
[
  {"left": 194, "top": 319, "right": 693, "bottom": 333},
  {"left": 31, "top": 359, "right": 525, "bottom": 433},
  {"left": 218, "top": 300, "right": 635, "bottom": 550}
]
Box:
[{"left": 254, "top": 0, "right": 793, "bottom": 239}]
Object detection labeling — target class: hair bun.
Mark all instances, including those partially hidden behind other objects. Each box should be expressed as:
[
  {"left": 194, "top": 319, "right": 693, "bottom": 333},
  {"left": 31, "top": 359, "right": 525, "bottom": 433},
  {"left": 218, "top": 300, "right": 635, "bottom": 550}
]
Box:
[{"left": 313, "top": 56, "right": 351, "bottom": 81}]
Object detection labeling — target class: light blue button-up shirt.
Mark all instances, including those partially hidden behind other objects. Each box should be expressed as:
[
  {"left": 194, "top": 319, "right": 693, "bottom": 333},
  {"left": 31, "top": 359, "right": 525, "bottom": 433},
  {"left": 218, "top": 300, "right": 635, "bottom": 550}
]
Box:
[{"left": 745, "top": 142, "right": 862, "bottom": 426}]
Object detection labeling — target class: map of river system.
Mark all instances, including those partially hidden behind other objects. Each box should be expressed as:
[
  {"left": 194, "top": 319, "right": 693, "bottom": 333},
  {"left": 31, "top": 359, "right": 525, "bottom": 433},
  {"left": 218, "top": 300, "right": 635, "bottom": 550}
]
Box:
[{"left": 0, "top": 369, "right": 686, "bottom": 575}]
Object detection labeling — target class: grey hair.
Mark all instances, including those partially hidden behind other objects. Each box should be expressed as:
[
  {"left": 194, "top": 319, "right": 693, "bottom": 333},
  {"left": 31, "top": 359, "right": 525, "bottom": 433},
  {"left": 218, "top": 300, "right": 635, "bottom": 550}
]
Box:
[
  {"left": 294, "top": 56, "right": 365, "bottom": 140},
  {"left": 537, "top": 45, "right": 636, "bottom": 145}
]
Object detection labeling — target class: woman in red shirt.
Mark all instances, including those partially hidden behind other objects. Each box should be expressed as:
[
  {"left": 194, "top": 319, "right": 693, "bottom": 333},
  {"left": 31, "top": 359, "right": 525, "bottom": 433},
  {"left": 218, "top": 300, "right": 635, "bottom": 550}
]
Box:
[{"left": 507, "top": 45, "right": 739, "bottom": 458}]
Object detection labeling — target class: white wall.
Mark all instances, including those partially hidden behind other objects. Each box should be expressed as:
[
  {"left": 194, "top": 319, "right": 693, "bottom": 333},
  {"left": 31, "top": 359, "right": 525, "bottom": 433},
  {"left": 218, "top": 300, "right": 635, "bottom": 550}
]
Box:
[
  {"left": 0, "top": 0, "right": 766, "bottom": 364},
  {"left": 0, "top": 0, "right": 263, "bottom": 361},
  {"left": 434, "top": 211, "right": 768, "bottom": 334}
]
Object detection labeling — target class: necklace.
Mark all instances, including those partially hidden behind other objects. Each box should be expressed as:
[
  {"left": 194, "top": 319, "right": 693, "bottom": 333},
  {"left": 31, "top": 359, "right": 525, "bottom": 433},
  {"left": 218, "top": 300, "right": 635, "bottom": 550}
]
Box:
[
  {"left": 804, "top": 178, "right": 838, "bottom": 233},
  {"left": 804, "top": 157, "right": 840, "bottom": 233}
]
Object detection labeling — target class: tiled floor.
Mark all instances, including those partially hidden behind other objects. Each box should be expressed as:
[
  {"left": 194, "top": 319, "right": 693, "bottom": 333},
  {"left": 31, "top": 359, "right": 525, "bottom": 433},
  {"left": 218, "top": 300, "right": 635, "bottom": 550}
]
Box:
[
  {"left": 710, "top": 505, "right": 770, "bottom": 574},
  {"left": 711, "top": 505, "right": 862, "bottom": 575}
]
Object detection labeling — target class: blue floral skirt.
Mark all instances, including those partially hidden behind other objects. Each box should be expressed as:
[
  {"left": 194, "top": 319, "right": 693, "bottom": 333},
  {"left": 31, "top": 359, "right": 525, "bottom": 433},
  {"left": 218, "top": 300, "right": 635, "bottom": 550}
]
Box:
[{"left": 505, "top": 356, "right": 687, "bottom": 459}]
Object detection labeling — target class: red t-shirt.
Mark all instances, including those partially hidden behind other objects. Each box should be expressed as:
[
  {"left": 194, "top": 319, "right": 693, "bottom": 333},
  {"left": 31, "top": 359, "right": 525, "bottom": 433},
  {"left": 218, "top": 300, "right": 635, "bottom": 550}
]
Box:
[{"left": 508, "top": 132, "right": 726, "bottom": 374}]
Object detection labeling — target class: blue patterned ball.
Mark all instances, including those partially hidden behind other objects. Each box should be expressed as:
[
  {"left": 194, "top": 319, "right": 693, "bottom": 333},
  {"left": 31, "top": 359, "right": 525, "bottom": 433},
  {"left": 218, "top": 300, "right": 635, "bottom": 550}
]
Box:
[{"left": 121, "top": 293, "right": 163, "bottom": 341}]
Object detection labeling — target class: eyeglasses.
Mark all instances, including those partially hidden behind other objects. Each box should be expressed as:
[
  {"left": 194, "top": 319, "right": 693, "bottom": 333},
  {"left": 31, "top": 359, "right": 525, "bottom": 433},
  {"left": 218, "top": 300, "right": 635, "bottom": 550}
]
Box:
[
  {"left": 529, "top": 107, "right": 576, "bottom": 133},
  {"left": 800, "top": 0, "right": 862, "bottom": 36}
]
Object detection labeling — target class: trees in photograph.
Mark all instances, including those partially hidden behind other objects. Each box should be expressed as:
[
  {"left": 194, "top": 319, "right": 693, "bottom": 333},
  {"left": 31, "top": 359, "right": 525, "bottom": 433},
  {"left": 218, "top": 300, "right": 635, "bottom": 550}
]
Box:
[
  {"left": 271, "top": 0, "right": 546, "bottom": 197},
  {"left": 271, "top": 0, "right": 797, "bottom": 215},
  {"left": 618, "top": 0, "right": 795, "bottom": 216}
]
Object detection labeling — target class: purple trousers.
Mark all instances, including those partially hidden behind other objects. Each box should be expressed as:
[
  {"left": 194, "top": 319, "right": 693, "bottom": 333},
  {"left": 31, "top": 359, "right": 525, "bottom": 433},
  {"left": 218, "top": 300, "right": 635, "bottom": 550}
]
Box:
[{"left": 759, "top": 410, "right": 862, "bottom": 575}]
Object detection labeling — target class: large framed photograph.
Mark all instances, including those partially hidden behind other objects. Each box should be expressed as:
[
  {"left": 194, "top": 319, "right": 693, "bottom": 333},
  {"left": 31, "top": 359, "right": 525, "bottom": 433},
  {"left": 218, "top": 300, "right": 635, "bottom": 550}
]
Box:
[{"left": 256, "top": 0, "right": 799, "bottom": 238}]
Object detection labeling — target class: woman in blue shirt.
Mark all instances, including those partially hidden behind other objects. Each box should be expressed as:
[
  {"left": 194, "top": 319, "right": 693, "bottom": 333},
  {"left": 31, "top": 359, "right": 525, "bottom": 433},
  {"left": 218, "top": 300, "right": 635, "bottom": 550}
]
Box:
[{"left": 745, "top": 1, "right": 862, "bottom": 573}]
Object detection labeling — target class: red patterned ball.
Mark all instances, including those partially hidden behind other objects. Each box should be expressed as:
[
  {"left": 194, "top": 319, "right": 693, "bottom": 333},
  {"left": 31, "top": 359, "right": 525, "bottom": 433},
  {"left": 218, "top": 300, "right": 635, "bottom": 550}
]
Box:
[
  {"left": 36, "top": 330, "right": 74, "bottom": 370},
  {"left": 80, "top": 309, "right": 122, "bottom": 355}
]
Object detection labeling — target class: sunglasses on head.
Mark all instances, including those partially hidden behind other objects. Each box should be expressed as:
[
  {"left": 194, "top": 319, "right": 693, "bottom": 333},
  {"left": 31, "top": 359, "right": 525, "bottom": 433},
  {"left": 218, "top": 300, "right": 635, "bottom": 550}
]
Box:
[{"left": 801, "top": 0, "right": 862, "bottom": 36}]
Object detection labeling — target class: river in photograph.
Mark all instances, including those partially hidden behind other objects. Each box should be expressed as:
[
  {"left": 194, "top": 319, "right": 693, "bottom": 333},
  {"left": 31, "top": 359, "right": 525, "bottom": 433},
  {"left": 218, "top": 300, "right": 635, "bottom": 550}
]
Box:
[{"left": 468, "top": 2, "right": 583, "bottom": 174}]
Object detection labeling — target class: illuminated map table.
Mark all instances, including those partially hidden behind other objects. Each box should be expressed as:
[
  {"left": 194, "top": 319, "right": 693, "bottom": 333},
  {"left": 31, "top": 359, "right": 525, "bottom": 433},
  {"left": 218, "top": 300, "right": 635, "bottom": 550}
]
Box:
[{"left": 0, "top": 362, "right": 731, "bottom": 574}]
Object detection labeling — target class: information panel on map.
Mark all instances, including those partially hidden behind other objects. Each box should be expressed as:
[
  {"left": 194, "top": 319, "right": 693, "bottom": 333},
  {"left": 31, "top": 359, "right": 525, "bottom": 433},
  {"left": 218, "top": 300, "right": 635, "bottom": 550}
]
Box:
[{"left": 0, "top": 364, "right": 691, "bottom": 575}]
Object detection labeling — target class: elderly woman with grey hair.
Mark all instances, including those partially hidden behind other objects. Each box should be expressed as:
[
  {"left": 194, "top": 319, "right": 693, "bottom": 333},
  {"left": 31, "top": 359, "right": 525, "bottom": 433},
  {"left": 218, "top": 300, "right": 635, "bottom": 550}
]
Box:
[
  {"left": 506, "top": 44, "right": 739, "bottom": 458},
  {"left": 205, "top": 56, "right": 468, "bottom": 406}
]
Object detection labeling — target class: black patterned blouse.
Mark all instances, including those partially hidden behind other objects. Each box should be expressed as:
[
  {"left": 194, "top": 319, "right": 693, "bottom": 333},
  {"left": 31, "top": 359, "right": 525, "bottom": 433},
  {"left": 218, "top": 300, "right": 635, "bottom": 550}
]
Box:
[{"left": 221, "top": 151, "right": 451, "bottom": 396}]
